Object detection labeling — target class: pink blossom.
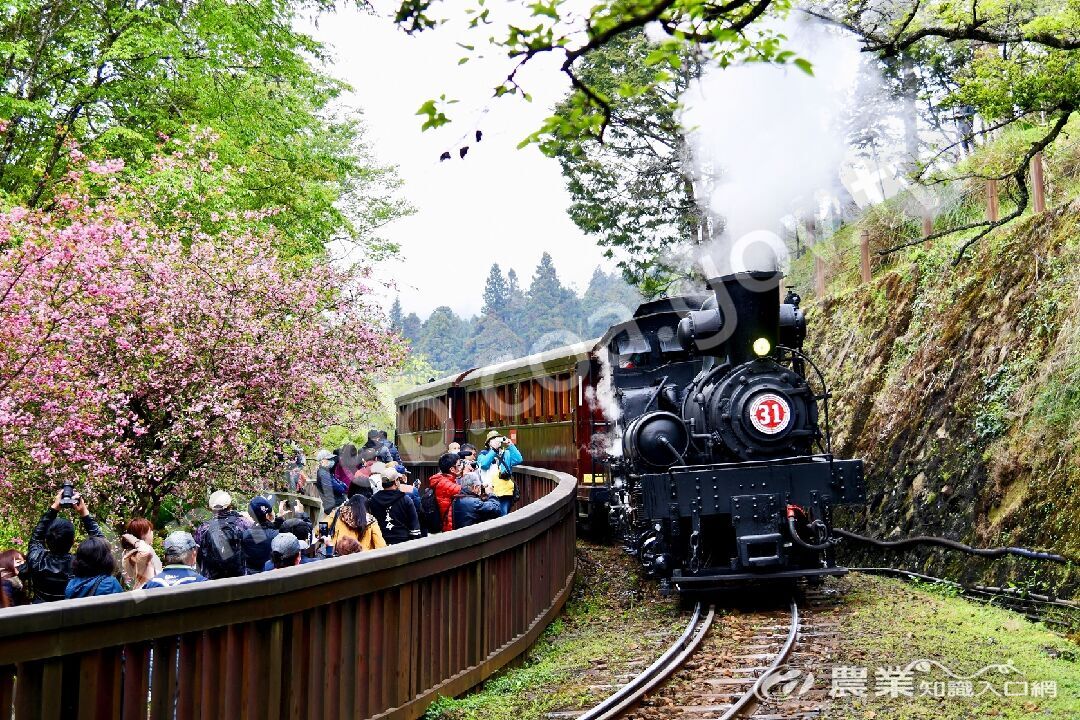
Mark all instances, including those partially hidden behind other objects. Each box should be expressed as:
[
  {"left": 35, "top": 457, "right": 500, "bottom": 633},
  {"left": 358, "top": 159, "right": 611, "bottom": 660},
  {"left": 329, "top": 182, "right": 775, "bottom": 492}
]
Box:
[
  {"left": 87, "top": 158, "right": 125, "bottom": 175},
  {"left": 0, "top": 142, "right": 404, "bottom": 522}
]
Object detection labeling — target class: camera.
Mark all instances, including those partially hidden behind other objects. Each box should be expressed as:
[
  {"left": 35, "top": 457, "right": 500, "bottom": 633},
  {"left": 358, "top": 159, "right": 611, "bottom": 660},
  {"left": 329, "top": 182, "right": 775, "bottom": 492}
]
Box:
[{"left": 59, "top": 480, "right": 78, "bottom": 508}]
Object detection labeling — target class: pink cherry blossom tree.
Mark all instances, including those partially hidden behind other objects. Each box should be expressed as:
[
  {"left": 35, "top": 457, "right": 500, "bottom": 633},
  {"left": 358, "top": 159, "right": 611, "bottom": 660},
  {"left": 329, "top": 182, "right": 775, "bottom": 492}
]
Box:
[{"left": 0, "top": 136, "right": 402, "bottom": 522}]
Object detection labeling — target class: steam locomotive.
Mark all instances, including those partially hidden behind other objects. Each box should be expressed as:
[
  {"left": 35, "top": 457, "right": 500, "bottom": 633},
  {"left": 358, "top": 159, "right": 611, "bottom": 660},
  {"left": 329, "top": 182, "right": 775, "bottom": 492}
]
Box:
[{"left": 395, "top": 271, "right": 866, "bottom": 591}]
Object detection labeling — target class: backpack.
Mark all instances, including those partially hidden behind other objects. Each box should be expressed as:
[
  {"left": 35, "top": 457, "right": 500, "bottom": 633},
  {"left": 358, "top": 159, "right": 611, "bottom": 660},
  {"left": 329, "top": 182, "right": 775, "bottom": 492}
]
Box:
[
  {"left": 197, "top": 515, "right": 246, "bottom": 579},
  {"left": 419, "top": 487, "right": 443, "bottom": 534}
]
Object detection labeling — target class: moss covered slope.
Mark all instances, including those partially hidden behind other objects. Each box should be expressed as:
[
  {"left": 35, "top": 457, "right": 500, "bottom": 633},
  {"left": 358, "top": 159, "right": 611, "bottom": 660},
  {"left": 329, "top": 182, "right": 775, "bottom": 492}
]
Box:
[{"left": 810, "top": 201, "right": 1080, "bottom": 594}]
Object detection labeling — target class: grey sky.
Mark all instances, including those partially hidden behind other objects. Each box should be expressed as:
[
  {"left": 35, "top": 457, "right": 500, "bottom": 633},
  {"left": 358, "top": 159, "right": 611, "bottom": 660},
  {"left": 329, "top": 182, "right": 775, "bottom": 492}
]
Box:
[{"left": 305, "top": 5, "right": 617, "bottom": 320}]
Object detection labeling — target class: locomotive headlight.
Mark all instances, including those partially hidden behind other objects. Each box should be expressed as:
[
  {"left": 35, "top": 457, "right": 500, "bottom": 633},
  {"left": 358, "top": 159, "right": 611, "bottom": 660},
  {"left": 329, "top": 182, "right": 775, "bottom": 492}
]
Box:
[{"left": 753, "top": 337, "right": 771, "bottom": 356}]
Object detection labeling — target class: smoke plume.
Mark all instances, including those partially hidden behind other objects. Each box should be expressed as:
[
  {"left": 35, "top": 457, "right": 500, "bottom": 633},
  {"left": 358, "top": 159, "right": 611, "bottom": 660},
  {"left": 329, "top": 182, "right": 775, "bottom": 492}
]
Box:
[{"left": 680, "top": 16, "right": 865, "bottom": 276}]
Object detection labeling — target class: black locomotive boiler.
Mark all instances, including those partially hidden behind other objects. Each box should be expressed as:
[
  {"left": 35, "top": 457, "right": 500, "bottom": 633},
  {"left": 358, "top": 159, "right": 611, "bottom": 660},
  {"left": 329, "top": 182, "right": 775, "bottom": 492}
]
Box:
[{"left": 603, "top": 271, "right": 866, "bottom": 590}]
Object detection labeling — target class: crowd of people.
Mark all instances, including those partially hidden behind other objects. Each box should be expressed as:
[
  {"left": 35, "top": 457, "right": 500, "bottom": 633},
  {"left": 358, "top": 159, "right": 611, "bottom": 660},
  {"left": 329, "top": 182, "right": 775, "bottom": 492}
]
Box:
[{"left": 0, "top": 429, "right": 524, "bottom": 608}]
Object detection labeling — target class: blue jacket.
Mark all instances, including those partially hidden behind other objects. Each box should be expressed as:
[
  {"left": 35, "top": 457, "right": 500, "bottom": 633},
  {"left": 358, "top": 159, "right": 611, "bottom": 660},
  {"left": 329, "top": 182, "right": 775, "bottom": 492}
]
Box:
[
  {"left": 144, "top": 566, "right": 207, "bottom": 588},
  {"left": 242, "top": 523, "right": 279, "bottom": 574},
  {"left": 65, "top": 575, "right": 123, "bottom": 599},
  {"left": 451, "top": 493, "right": 501, "bottom": 529},
  {"left": 478, "top": 444, "right": 523, "bottom": 472}
]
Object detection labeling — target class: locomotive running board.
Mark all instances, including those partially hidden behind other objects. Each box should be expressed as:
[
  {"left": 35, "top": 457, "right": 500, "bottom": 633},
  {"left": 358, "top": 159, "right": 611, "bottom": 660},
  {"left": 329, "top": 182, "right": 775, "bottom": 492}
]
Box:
[{"left": 671, "top": 566, "right": 849, "bottom": 589}]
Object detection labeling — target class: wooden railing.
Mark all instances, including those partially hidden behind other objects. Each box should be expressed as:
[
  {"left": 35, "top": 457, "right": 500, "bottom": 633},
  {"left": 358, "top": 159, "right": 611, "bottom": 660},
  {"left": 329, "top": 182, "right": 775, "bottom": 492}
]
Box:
[{"left": 0, "top": 467, "right": 577, "bottom": 720}]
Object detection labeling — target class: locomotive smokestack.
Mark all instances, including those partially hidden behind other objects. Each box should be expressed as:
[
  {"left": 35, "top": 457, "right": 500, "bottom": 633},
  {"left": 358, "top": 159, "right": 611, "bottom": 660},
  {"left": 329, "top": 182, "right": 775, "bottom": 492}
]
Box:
[
  {"left": 711, "top": 271, "right": 781, "bottom": 365},
  {"left": 677, "top": 271, "right": 783, "bottom": 362}
]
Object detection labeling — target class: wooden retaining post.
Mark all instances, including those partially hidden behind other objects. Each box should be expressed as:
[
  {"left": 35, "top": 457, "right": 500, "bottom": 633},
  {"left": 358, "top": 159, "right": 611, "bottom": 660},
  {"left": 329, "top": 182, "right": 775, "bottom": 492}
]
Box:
[
  {"left": 986, "top": 179, "right": 1000, "bottom": 221},
  {"left": 922, "top": 216, "right": 933, "bottom": 238},
  {"left": 859, "top": 229, "right": 871, "bottom": 284},
  {"left": 1031, "top": 152, "right": 1046, "bottom": 213},
  {"left": 814, "top": 255, "right": 825, "bottom": 297}
]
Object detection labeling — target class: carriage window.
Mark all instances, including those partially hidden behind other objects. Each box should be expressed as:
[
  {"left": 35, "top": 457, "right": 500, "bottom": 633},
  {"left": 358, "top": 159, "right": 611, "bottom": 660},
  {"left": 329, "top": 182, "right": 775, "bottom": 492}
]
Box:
[
  {"left": 559, "top": 373, "right": 572, "bottom": 419},
  {"left": 496, "top": 385, "right": 509, "bottom": 423},
  {"left": 520, "top": 382, "right": 532, "bottom": 423},
  {"left": 545, "top": 378, "right": 556, "bottom": 422}
]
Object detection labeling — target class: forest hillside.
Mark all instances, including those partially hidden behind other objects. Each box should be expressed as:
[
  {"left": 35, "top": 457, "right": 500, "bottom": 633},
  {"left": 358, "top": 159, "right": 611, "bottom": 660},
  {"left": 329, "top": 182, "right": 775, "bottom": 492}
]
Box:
[{"left": 793, "top": 122, "right": 1080, "bottom": 593}]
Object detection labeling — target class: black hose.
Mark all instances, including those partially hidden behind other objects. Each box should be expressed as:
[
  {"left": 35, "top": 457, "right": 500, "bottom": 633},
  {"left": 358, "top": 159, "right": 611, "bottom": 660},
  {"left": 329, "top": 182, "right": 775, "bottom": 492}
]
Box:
[
  {"left": 833, "top": 528, "right": 1068, "bottom": 564},
  {"left": 787, "top": 516, "right": 834, "bottom": 551}
]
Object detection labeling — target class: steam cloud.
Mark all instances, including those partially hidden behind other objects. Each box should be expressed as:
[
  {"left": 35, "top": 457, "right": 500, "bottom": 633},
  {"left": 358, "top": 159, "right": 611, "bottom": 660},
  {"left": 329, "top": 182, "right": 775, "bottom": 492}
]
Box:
[{"left": 680, "top": 16, "right": 866, "bottom": 276}]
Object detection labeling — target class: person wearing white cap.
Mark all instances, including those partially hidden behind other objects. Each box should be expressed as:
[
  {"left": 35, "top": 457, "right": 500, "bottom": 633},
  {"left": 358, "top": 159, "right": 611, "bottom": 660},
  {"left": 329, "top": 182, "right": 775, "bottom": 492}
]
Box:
[{"left": 194, "top": 490, "right": 248, "bottom": 580}]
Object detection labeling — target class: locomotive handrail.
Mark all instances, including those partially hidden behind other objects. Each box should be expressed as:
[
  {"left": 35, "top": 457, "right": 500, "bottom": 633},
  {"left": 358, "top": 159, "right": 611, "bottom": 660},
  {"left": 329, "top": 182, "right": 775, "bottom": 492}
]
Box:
[
  {"left": 660, "top": 453, "right": 839, "bottom": 479},
  {"left": 777, "top": 345, "right": 833, "bottom": 454},
  {"left": 0, "top": 467, "right": 577, "bottom": 720}
]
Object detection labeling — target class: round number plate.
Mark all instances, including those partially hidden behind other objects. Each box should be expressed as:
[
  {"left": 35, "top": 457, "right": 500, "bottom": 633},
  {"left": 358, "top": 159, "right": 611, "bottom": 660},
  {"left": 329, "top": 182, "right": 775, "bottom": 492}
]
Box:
[{"left": 748, "top": 393, "right": 791, "bottom": 435}]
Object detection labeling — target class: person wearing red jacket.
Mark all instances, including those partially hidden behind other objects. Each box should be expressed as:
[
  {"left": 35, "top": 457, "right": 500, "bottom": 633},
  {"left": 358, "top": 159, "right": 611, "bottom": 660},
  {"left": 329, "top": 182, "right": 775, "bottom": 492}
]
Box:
[{"left": 429, "top": 453, "right": 465, "bottom": 532}]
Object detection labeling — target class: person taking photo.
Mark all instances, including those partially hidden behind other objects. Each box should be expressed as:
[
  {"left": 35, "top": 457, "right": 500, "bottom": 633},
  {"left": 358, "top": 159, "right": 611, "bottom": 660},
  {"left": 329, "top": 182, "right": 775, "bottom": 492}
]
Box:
[{"left": 478, "top": 430, "right": 523, "bottom": 517}]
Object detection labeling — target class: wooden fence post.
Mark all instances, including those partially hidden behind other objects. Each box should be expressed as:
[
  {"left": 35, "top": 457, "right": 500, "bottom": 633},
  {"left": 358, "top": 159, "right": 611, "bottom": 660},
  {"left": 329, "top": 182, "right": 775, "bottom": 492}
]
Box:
[
  {"left": 814, "top": 255, "right": 825, "bottom": 298},
  {"left": 922, "top": 216, "right": 933, "bottom": 238},
  {"left": 859, "top": 229, "right": 871, "bottom": 284},
  {"left": 986, "top": 179, "right": 1000, "bottom": 221},
  {"left": 1031, "top": 152, "right": 1046, "bottom": 213}
]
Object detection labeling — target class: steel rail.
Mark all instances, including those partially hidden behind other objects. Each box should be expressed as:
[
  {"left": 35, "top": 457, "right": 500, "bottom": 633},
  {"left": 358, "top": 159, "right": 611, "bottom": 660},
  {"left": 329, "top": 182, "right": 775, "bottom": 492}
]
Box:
[
  {"left": 577, "top": 602, "right": 716, "bottom": 720},
  {"left": 715, "top": 599, "right": 800, "bottom": 720}
]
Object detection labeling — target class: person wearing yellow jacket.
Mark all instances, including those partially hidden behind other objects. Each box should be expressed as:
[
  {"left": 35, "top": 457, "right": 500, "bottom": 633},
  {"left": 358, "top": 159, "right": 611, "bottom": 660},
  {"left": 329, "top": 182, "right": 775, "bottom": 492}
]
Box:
[
  {"left": 478, "top": 430, "right": 523, "bottom": 517},
  {"left": 325, "top": 495, "right": 386, "bottom": 553}
]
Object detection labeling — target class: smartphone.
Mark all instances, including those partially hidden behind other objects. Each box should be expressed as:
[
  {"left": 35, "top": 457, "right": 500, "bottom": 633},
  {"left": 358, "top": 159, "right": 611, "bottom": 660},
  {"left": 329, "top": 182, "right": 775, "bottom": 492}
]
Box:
[{"left": 318, "top": 521, "right": 328, "bottom": 537}]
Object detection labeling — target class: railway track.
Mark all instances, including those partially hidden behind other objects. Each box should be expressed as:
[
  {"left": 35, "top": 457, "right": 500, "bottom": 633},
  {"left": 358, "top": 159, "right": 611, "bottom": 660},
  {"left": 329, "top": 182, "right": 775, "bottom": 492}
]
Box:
[
  {"left": 571, "top": 589, "right": 840, "bottom": 720},
  {"left": 552, "top": 565, "right": 1074, "bottom": 720}
]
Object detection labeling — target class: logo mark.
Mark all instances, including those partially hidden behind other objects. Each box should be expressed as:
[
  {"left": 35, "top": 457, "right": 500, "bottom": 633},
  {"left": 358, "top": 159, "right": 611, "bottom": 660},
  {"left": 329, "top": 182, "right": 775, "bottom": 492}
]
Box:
[{"left": 755, "top": 665, "right": 815, "bottom": 701}]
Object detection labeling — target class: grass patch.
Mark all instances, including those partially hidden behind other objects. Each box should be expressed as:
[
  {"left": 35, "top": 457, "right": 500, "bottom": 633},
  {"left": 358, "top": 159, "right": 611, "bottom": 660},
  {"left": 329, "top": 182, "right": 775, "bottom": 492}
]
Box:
[{"left": 832, "top": 574, "right": 1080, "bottom": 719}]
